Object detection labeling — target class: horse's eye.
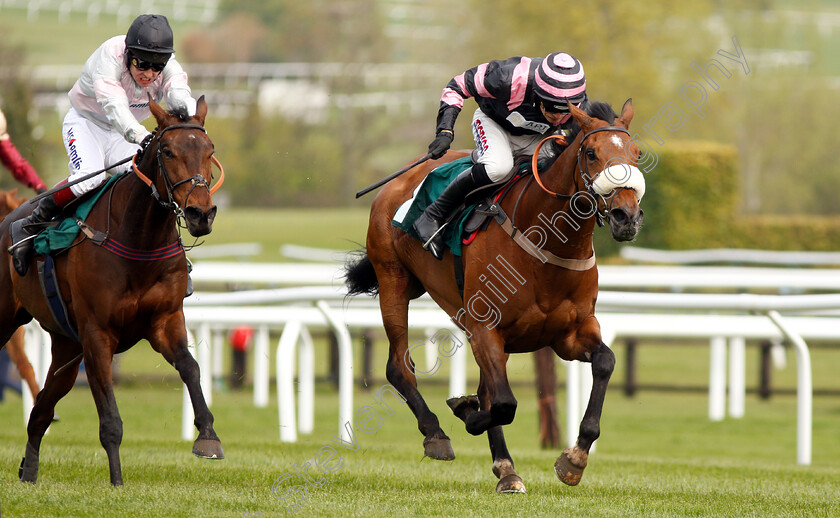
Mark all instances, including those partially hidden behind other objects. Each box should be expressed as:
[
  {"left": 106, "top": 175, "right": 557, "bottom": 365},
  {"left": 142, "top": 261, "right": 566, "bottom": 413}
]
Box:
[
  {"left": 162, "top": 148, "right": 174, "bottom": 159},
  {"left": 586, "top": 149, "right": 597, "bottom": 161}
]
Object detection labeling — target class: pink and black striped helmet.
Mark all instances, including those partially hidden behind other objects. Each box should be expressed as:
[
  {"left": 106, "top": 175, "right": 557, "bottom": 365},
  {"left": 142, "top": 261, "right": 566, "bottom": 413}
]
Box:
[{"left": 534, "top": 52, "right": 586, "bottom": 112}]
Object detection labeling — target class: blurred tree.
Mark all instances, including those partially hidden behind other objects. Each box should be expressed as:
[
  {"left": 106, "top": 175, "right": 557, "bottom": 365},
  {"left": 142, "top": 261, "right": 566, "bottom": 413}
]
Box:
[
  {"left": 468, "top": 1, "right": 717, "bottom": 124},
  {"left": 206, "top": 105, "right": 344, "bottom": 206},
  {"left": 181, "top": 13, "right": 268, "bottom": 63},
  {"left": 0, "top": 42, "right": 45, "bottom": 190},
  {"left": 178, "top": 0, "right": 839, "bottom": 214}
]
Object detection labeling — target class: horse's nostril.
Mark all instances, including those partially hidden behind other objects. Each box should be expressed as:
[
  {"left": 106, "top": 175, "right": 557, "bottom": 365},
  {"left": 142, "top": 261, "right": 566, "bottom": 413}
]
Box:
[
  {"left": 184, "top": 206, "right": 203, "bottom": 222},
  {"left": 610, "top": 208, "right": 629, "bottom": 224}
]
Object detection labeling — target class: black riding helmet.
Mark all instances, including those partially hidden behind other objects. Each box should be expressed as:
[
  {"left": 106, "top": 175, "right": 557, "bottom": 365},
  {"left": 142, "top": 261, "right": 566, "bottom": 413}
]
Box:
[{"left": 125, "top": 14, "right": 174, "bottom": 64}]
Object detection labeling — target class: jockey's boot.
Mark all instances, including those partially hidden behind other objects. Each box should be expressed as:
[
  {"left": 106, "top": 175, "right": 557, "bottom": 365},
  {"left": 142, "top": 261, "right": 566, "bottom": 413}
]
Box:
[
  {"left": 412, "top": 164, "right": 491, "bottom": 260},
  {"left": 8, "top": 182, "right": 75, "bottom": 276}
]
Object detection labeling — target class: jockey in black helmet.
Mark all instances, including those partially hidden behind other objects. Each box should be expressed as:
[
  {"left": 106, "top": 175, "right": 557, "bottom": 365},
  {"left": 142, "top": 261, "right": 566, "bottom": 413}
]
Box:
[{"left": 8, "top": 14, "right": 196, "bottom": 280}]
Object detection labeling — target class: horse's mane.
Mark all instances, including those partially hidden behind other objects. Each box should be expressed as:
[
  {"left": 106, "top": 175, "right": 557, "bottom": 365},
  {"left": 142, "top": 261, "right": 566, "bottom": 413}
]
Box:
[
  {"left": 170, "top": 105, "right": 191, "bottom": 122},
  {"left": 585, "top": 100, "right": 617, "bottom": 124}
]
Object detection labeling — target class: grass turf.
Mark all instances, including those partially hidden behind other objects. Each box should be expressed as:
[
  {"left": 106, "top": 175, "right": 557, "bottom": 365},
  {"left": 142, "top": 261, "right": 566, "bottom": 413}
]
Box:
[
  {"left": 1, "top": 365, "right": 839, "bottom": 517},
  {"left": 2, "top": 207, "right": 839, "bottom": 516}
]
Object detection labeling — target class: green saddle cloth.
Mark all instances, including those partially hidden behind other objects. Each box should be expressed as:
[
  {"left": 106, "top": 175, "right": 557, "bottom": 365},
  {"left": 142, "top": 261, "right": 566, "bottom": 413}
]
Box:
[
  {"left": 391, "top": 157, "right": 479, "bottom": 257},
  {"left": 33, "top": 173, "right": 125, "bottom": 256}
]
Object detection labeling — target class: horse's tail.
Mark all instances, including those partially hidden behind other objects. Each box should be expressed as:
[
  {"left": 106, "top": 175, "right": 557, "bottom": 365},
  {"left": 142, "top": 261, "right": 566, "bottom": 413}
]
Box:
[{"left": 344, "top": 249, "right": 379, "bottom": 296}]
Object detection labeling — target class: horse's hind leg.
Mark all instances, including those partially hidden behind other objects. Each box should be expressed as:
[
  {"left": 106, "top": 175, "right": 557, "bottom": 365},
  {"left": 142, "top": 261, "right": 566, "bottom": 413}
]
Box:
[
  {"left": 555, "top": 341, "right": 615, "bottom": 486},
  {"left": 378, "top": 270, "right": 454, "bottom": 460},
  {"left": 19, "top": 335, "right": 82, "bottom": 483},
  {"left": 150, "top": 313, "right": 224, "bottom": 460}
]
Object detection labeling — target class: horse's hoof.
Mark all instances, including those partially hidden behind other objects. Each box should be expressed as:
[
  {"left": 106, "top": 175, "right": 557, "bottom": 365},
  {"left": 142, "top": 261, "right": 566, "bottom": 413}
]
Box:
[
  {"left": 19, "top": 442, "right": 39, "bottom": 483},
  {"left": 193, "top": 438, "right": 225, "bottom": 460},
  {"left": 554, "top": 447, "right": 588, "bottom": 486},
  {"left": 19, "top": 457, "right": 37, "bottom": 483},
  {"left": 496, "top": 474, "right": 526, "bottom": 493},
  {"left": 423, "top": 436, "right": 455, "bottom": 461},
  {"left": 446, "top": 394, "right": 479, "bottom": 421}
]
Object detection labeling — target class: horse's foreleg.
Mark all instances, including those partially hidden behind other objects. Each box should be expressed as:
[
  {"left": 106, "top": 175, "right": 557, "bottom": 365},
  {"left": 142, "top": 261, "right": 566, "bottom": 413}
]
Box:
[
  {"left": 460, "top": 335, "right": 516, "bottom": 436},
  {"left": 20, "top": 336, "right": 82, "bottom": 484},
  {"left": 555, "top": 341, "right": 615, "bottom": 486},
  {"left": 151, "top": 315, "right": 223, "bottom": 460},
  {"left": 379, "top": 279, "right": 453, "bottom": 461},
  {"left": 81, "top": 330, "right": 126, "bottom": 486},
  {"left": 453, "top": 373, "right": 524, "bottom": 493}
]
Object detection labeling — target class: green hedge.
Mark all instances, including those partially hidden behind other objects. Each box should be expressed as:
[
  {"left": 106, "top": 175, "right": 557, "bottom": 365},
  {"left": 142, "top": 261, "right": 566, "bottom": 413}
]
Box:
[
  {"left": 732, "top": 216, "right": 840, "bottom": 251},
  {"left": 594, "top": 141, "right": 840, "bottom": 255},
  {"left": 632, "top": 141, "right": 740, "bottom": 250}
]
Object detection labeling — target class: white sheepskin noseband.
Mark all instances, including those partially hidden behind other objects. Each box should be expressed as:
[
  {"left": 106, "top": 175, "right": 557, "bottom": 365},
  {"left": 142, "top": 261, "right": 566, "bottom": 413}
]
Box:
[{"left": 590, "top": 164, "right": 645, "bottom": 202}]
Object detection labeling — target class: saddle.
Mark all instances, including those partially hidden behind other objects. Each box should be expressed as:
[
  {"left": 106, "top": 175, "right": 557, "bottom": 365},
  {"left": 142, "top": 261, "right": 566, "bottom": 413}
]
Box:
[
  {"left": 391, "top": 157, "right": 525, "bottom": 257},
  {"left": 33, "top": 173, "right": 125, "bottom": 256}
]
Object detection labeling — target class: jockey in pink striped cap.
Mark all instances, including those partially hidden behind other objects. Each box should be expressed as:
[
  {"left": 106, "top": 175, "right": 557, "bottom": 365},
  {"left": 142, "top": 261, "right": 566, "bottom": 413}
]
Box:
[{"left": 413, "top": 52, "right": 589, "bottom": 260}]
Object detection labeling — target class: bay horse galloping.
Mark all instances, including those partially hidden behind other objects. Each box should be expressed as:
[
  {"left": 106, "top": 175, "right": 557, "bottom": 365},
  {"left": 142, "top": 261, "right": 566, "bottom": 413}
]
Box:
[
  {"left": 346, "top": 100, "right": 644, "bottom": 492},
  {"left": 0, "top": 97, "right": 224, "bottom": 486}
]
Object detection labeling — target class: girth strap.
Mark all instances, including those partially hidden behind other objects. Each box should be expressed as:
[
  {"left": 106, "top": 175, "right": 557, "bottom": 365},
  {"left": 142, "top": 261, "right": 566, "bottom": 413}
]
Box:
[{"left": 492, "top": 204, "right": 596, "bottom": 271}]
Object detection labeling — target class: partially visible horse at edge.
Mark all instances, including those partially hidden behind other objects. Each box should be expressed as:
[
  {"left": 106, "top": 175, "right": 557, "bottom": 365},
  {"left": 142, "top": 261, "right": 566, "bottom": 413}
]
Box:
[
  {"left": 0, "top": 96, "right": 224, "bottom": 486},
  {"left": 0, "top": 190, "right": 41, "bottom": 403},
  {"left": 346, "top": 100, "right": 645, "bottom": 493}
]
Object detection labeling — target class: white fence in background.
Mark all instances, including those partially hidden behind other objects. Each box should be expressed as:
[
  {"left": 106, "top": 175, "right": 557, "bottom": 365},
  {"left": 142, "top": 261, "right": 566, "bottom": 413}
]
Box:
[
  {"left": 180, "top": 284, "right": 831, "bottom": 466},
  {"left": 20, "top": 260, "right": 840, "bottom": 466},
  {"left": 620, "top": 246, "right": 840, "bottom": 267},
  {"left": 188, "top": 260, "right": 840, "bottom": 292},
  {"left": 0, "top": 0, "right": 219, "bottom": 24}
]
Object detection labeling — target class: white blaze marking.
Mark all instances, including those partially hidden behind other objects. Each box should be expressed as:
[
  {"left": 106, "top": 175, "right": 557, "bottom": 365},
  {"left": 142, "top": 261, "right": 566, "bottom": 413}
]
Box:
[{"left": 610, "top": 135, "right": 624, "bottom": 148}]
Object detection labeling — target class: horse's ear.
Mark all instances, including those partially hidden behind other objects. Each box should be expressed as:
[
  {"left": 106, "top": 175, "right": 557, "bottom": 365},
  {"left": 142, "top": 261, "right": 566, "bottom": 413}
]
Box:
[
  {"left": 569, "top": 102, "right": 594, "bottom": 130},
  {"left": 149, "top": 97, "right": 169, "bottom": 126},
  {"left": 194, "top": 95, "right": 207, "bottom": 125},
  {"left": 617, "top": 98, "right": 634, "bottom": 129}
]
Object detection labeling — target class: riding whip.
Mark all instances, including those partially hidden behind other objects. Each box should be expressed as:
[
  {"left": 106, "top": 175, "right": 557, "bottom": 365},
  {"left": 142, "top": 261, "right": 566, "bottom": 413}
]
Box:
[
  {"left": 355, "top": 153, "right": 433, "bottom": 199},
  {"left": 27, "top": 155, "right": 135, "bottom": 204}
]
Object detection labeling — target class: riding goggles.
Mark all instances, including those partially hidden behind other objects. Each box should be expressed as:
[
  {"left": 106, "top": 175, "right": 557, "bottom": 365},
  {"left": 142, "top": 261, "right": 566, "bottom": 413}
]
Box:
[
  {"left": 541, "top": 100, "right": 581, "bottom": 114},
  {"left": 130, "top": 55, "right": 168, "bottom": 72}
]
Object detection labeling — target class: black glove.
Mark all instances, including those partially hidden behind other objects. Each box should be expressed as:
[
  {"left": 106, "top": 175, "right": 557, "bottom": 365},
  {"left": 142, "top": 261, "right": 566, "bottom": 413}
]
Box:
[
  {"left": 35, "top": 187, "right": 47, "bottom": 195},
  {"left": 428, "top": 131, "right": 453, "bottom": 159}
]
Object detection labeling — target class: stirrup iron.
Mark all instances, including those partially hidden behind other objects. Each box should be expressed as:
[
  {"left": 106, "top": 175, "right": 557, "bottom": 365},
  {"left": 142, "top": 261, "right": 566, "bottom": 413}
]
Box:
[
  {"left": 422, "top": 222, "right": 449, "bottom": 251},
  {"left": 7, "top": 233, "right": 37, "bottom": 254}
]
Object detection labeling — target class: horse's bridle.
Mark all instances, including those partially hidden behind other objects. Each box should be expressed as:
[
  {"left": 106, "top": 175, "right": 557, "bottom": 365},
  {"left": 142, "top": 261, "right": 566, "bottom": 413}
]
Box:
[
  {"left": 531, "top": 126, "right": 634, "bottom": 225},
  {"left": 131, "top": 123, "right": 225, "bottom": 213}
]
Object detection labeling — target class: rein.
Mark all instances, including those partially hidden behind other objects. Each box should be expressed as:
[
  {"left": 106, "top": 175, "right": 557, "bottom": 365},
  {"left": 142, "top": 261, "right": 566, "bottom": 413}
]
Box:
[
  {"left": 531, "top": 125, "right": 632, "bottom": 227},
  {"left": 492, "top": 125, "right": 631, "bottom": 270},
  {"left": 530, "top": 126, "right": 631, "bottom": 199},
  {"left": 131, "top": 123, "right": 225, "bottom": 213},
  {"left": 71, "top": 173, "right": 187, "bottom": 260}
]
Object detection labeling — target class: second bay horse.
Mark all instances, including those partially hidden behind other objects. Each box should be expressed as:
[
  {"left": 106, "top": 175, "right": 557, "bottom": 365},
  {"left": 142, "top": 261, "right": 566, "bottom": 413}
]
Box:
[
  {"left": 0, "top": 96, "right": 224, "bottom": 485},
  {"left": 346, "top": 100, "right": 645, "bottom": 492}
]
